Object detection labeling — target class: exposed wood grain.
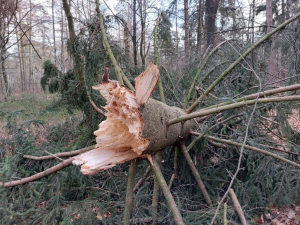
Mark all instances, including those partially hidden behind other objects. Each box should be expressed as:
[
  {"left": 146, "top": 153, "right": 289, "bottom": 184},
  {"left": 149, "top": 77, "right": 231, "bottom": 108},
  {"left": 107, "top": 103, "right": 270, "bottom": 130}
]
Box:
[{"left": 135, "top": 62, "right": 160, "bottom": 106}]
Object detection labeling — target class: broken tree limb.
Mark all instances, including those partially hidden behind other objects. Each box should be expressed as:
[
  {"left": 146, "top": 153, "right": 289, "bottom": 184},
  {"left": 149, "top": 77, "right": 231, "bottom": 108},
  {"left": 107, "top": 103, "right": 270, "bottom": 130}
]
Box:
[
  {"left": 23, "top": 145, "right": 96, "bottom": 161},
  {"left": 0, "top": 157, "right": 75, "bottom": 187},
  {"left": 229, "top": 188, "right": 248, "bottom": 225},
  {"left": 123, "top": 160, "right": 138, "bottom": 225},
  {"left": 133, "top": 166, "right": 151, "bottom": 191},
  {"left": 202, "top": 134, "right": 300, "bottom": 168},
  {"left": 186, "top": 11, "right": 300, "bottom": 113},
  {"left": 204, "top": 83, "right": 300, "bottom": 111},
  {"left": 73, "top": 64, "right": 196, "bottom": 175},
  {"left": 169, "top": 95, "right": 300, "bottom": 126},
  {"left": 152, "top": 150, "right": 163, "bottom": 225},
  {"left": 149, "top": 156, "right": 185, "bottom": 225},
  {"left": 179, "top": 142, "right": 212, "bottom": 206}
]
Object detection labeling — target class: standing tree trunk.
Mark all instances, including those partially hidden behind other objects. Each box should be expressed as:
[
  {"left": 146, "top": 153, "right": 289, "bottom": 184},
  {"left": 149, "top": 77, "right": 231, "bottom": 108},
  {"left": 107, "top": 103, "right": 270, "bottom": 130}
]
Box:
[
  {"left": 196, "top": 0, "right": 203, "bottom": 56},
  {"left": 0, "top": 16, "right": 8, "bottom": 100},
  {"left": 184, "top": 0, "right": 189, "bottom": 65},
  {"left": 61, "top": 5, "right": 64, "bottom": 72},
  {"left": 132, "top": 0, "right": 137, "bottom": 67},
  {"left": 62, "top": 0, "right": 84, "bottom": 83},
  {"left": 175, "top": 1, "right": 179, "bottom": 70},
  {"left": 124, "top": 25, "right": 130, "bottom": 60},
  {"left": 52, "top": 0, "right": 57, "bottom": 65},
  {"left": 139, "top": 0, "right": 148, "bottom": 67},
  {"left": 205, "top": 0, "right": 221, "bottom": 48},
  {"left": 266, "top": 0, "right": 272, "bottom": 33},
  {"left": 16, "top": 10, "right": 26, "bottom": 92},
  {"left": 1, "top": 40, "right": 8, "bottom": 100},
  {"left": 29, "top": 0, "right": 33, "bottom": 91},
  {"left": 266, "top": 0, "right": 276, "bottom": 82}
]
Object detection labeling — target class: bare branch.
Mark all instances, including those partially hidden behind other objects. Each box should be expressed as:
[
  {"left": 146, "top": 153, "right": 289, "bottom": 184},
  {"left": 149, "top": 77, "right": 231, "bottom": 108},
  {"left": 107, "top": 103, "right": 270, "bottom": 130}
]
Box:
[
  {"left": 229, "top": 189, "right": 248, "bottom": 225},
  {"left": 204, "top": 135, "right": 300, "bottom": 168},
  {"left": 186, "top": 11, "right": 300, "bottom": 113},
  {"left": 169, "top": 95, "right": 300, "bottom": 126},
  {"left": 0, "top": 157, "right": 75, "bottom": 188},
  {"left": 23, "top": 145, "right": 96, "bottom": 161},
  {"left": 179, "top": 142, "right": 212, "bottom": 206}
]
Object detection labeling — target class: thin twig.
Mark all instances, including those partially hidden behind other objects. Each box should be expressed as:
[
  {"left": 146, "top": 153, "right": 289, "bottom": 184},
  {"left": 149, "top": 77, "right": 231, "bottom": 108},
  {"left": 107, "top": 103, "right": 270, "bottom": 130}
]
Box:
[
  {"left": 80, "top": 55, "right": 106, "bottom": 115},
  {"left": 259, "top": 119, "right": 300, "bottom": 152},
  {"left": 23, "top": 145, "right": 96, "bottom": 160},
  {"left": 224, "top": 202, "right": 228, "bottom": 225},
  {"left": 185, "top": 40, "right": 230, "bottom": 107},
  {"left": 187, "top": 114, "right": 242, "bottom": 152},
  {"left": 205, "top": 83, "right": 300, "bottom": 112},
  {"left": 169, "top": 147, "right": 179, "bottom": 189},
  {"left": 44, "top": 150, "right": 63, "bottom": 161},
  {"left": 133, "top": 166, "right": 151, "bottom": 192},
  {"left": 204, "top": 135, "right": 300, "bottom": 168}
]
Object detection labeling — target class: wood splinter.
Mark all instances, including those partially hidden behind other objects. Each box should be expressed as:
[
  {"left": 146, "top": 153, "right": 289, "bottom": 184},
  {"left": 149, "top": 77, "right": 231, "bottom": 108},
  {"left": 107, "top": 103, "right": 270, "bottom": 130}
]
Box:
[{"left": 73, "top": 63, "right": 196, "bottom": 175}]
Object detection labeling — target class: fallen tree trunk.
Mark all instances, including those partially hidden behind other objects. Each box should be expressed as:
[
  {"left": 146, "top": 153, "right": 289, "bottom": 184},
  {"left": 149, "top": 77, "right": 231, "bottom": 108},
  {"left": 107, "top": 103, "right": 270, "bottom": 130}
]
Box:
[{"left": 73, "top": 63, "right": 196, "bottom": 175}]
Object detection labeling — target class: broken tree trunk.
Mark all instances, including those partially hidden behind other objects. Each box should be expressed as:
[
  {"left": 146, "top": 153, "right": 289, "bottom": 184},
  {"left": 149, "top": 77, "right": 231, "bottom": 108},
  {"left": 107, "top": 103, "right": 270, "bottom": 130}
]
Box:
[{"left": 73, "top": 63, "right": 196, "bottom": 175}]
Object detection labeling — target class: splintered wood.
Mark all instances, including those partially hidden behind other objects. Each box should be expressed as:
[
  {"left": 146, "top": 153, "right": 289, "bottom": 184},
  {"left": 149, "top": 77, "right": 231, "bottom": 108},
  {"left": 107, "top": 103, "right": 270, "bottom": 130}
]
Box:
[
  {"left": 72, "top": 80, "right": 150, "bottom": 175},
  {"left": 135, "top": 62, "right": 160, "bottom": 106},
  {"left": 73, "top": 63, "right": 195, "bottom": 175}
]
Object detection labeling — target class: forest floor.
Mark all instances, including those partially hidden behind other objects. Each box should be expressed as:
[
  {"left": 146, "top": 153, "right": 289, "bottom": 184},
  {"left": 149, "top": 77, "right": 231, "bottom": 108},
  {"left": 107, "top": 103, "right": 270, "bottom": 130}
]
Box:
[
  {"left": 1, "top": 93, "right": 300, "bottom": 224},
  {"left": 0, "top": 92, "right": 81, "bottom": 139}
]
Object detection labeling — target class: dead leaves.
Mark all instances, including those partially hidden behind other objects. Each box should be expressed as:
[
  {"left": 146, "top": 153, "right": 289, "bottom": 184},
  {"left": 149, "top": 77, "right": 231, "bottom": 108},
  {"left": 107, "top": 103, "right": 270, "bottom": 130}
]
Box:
[{"left": 256, "top": 204, "right": 300, "bottom": 225}]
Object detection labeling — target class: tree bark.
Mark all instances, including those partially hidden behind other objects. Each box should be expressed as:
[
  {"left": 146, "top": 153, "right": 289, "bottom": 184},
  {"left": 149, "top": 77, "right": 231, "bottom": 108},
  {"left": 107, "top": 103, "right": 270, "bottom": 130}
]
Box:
[
  {"left": 266, "top": 0, "right": 276, "bottom": 82},
  {"left": 61, "top": 5, "right": 64, "bottom": 72},
  {"left": 29, "top": 0, "right": 33, "bottom": 91},
  {"left": 205, "top": 0, "right": 220, "bottom": 48},
  {"left": 132, "top": 0, "right": 137, "bottom": 67},
  {"left": 52, "top": 0, "right": 56, "bottom": 65},
  {"left": 16, "top": 10, "right": 25, "bottom": 92},
  {"left": 150, "top": 158, "right": 185, "bottom": 225},
  {"left": 184, "top": 0, "right": 189, "bottom": 65},
  {"left": 139, "top": 0, "right": 146, "bottom": 66},
  {"left": 123, "top": 160, "right": 138, "bottom": 225},
  {"left": 196, "top": 0, "right": 203, "bottom": 56},
  {"left": 62, "top": 0, "right": 84, "bottom": 83},
  {"left": 124, "top": 25, "right": 130, "bottom": 60}
]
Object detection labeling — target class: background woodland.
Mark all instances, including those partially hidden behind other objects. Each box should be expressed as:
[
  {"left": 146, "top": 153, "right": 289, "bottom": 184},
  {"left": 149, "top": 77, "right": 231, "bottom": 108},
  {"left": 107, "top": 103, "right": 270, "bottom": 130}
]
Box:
[{"left": 1, "top": 0, "right": 300, "bottom": 224}]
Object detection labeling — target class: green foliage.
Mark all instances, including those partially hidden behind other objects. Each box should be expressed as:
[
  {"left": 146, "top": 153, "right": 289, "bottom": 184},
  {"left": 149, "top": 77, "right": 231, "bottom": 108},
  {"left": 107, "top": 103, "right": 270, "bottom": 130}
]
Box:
[
  {"left": 158, "top": 12, "right": 174, "bottom": 52},
  {"left": 0, "top": 109, "right": 129, "bottom": 224},
  {"left": 3, "top": 5, "right": 300, "bottom": 225},
  {"left": 41, "top": 60, "right": 62, "bottom": 93}
]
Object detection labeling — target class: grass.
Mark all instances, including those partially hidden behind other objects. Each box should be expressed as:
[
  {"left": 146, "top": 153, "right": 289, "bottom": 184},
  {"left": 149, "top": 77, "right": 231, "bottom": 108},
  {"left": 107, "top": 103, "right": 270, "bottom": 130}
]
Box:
[{"left": 0, "top": 92, "right": 82, "bottom": 135}]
